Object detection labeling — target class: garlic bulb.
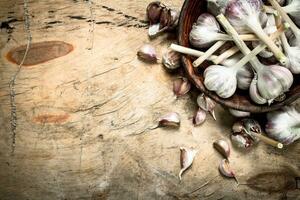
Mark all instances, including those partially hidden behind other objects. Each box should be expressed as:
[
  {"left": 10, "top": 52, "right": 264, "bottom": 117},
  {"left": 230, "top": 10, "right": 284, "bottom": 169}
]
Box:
[
  {"left": 225, "top": 0, "right": 287, "bottom": 64},
  {"left": 237, "top": 65, "right": 253, "bottom": 90},
  {"left": 162, "top": 50, "right": 181, "bottom": 71},
  {"left": 280, "top": 33, "right": 300, "bottom": 74},
  {"left": 266, "top": 106, "right": 300, "bottom": 145},
  {"left": 249, "top": 74, "right": 268, "bottom": 104},
  {"left": 189, "top": 13, "right": 231, "bottom": 48},
  {"left": 282, "top": 0, "right": 300, "bottom": 27}
]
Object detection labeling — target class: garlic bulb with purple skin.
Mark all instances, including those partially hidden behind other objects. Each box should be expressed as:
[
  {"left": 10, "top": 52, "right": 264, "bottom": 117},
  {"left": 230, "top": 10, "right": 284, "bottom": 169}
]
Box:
[
  {"left": 266, "top": 106, "right": 300, "bottom": 145},
  {"left": 225, "top": 0, "right": 287, "bottom": 64}
]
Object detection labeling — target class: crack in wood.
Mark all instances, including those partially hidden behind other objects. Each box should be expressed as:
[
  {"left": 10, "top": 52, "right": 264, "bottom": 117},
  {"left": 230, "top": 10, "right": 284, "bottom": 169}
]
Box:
[
  {"left": 9, "top": 0, "right": 32, "bottom": 155},
  {"left": 86, "top": 0, "right": 94, "bottom": 50}
]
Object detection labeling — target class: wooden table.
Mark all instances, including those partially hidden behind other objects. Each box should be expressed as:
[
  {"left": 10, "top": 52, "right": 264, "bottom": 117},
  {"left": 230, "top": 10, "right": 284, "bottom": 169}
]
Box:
[{"left": 0, "top": 0, "right": 299, "bottom": 199}]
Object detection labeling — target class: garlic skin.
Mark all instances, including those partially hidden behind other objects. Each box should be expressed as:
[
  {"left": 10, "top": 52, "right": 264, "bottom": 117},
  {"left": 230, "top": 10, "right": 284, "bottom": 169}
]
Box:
[
  {"left": 162, "top": 50, "right": 181, "bottom": 71},
  {"left": 158, "top": 112, "right": 181, "bottom": 128},
  {"left": 193, "top": 108, "right": 206, "bottom": 126},
  {"left": 237, "top": 65, "right": 253, "bottom": 90},
  {"left": 266, "top": 106, "right": 300, "bottom": 145},
  {"left": 173, "top": 77, "right": 191, "bottom": 97},
  {"left": 229, "top": 108, "right": 251, "bottom": 117},
  {"left": 281, "top": 33, "right": 300, "bottom": 74},
  {"left": 197, "top": 94, "right": 216, "bottom": 120},
  {"left": 137, "top": 44, "right": 158, "bottom": 63},
  {"left": 179, "top": 147, "right": 198, "bottom": 180},
  {"left": 189, "top": 13, "right": 230, "bottom": 48}
]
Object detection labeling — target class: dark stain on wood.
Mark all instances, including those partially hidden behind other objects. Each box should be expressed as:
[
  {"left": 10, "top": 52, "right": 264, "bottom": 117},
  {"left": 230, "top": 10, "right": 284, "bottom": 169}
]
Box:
[
  {"left": 101, "top": 5, "right": 115, "bottom": 12},
  {"left": 46, "top": 20, "right": 62, "bottom": 25},
  {"left": 247, "top": 171, "right": 297, "bottom": 193},
  {"left": 68, "top": 15, "right": 87, "bottom": 20},
  {"left": 95, "top": 21, "right": 113, "bottom": 25},
  {"left": 6, "top": 41, "right": 74, "bottom": 66},
  {"left": 33, "top": 113, "right": 70, "bottom": 124}
]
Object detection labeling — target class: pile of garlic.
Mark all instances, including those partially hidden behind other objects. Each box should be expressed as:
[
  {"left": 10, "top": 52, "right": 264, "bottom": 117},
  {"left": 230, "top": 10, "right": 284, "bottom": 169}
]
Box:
[{"left": 171, "top": 0, "right": 300, "bottom": 105}]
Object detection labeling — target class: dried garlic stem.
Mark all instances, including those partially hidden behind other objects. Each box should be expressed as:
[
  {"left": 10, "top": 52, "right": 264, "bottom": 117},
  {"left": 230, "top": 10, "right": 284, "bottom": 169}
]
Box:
[
  {"left": 213, "top": 46, "right": 240, "bottom": 64},
  {"left": 170, "top": 44, "right": 219, "bottom": 61},
  {"left": 193, "top": 41, "right": 226, "bottom": 67},
  {"left": 234, "top": 24, "right": 288, "bottom": 68},
  {"left": 250, "top": 131, "right": 283, "bottom": 149},
  {"left": 263, "top": 5, "right": 277, "bottom": 14}
]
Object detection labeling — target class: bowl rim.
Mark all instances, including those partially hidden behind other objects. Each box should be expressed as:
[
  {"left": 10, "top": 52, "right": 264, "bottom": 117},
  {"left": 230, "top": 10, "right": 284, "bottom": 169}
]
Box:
[{"left": 178, "top": 0, "right": 300, "bottom": 113}]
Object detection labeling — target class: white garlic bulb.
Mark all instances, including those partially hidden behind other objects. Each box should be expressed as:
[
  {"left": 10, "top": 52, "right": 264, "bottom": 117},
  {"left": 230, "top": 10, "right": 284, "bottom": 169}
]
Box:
[
  {"left": 237, "top": 65, "right": 253, "bottom": 90},
  {"left": 266, "top": 106, "right": 300, "bottom": 145},
  {"left": 281, "top": 33, "right": 300, "bottom": 74},
  {"left": 189, "top": 13, "right": 231, "bottom": 48},
  {"left": 283, "top": 0, "right": 300, "bottom": 27}
]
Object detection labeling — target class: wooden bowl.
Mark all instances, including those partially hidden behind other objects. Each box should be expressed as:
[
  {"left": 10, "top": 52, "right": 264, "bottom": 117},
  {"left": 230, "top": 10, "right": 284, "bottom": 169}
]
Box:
[{"left": 178, "top": 0, "right": 300, "bottom": 113}]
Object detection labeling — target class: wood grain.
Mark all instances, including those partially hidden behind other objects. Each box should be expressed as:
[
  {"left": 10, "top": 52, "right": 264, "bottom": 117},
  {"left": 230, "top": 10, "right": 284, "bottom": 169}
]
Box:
[{"left": 0, "top": 0, "right": 299, "bottom": 200}]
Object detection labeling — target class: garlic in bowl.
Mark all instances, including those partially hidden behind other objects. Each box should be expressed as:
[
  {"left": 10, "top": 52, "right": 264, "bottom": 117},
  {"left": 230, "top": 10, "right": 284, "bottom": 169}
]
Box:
[{"left": 177, "top": 0, "right": 300, "bottom": 113}]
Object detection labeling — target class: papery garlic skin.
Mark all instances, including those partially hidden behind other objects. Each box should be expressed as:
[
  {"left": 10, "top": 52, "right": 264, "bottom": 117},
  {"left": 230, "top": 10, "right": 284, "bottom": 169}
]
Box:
[
  {"left": 266, "top": 106, "right": 300, "bottom": 145},
  {"left": 204, "top": 65, "right": 237, "bottom": 98}
]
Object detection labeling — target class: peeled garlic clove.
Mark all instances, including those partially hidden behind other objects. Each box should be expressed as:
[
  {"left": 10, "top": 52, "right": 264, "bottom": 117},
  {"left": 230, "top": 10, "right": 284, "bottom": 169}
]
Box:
[
  {"left": 179, "top": 147, "right": 198, "bottom": 180},
  {"left": 197, "top": 94, "right": 216, "bottom": 120},
  {"left": 137, "top": 44, "right": 158, "bottom": 63},
  {"left": 213, "top": 139, "right": 230, "bottom": 158},
  {"left": 158, "top": 112, "right": 180, "bottom": 128},
  {"left": 229, "top": 108, "right": 251, "bottom": 118},
  {"left": 162, "top": 50, "right": 181, "bottom": 71},
  {"left": 193, "top": 108, "right": 206, "bottom": 126},
  {"left": 173, "top": 77, "right": 191, "bottom": 97},
  {"left": 219, "top": 159, "right": 236, "bottom": 178}
]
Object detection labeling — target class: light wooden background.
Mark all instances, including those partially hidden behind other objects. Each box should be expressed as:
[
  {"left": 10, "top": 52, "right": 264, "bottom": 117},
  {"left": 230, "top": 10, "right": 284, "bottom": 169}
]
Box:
[{"left": 0, "top": 0, "right": 299, "bottom": 199}]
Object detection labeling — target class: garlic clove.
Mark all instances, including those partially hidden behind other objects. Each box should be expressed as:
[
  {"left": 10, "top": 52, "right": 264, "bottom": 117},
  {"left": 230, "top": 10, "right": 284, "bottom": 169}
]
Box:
[
  {"left": 173, "top": 77, "right": 191, "bottom": 97},
  {"left": 162, "top": 50, "right": 181, "bottom": 71},
  {"left": 249, "top": 75, "right": 268, "bottom": 105},
  {"left": 146, "top": 1, "right": 164, "bottom": 25},
  {"left": 219, "top": 159, "right": 236, "bottom": 179},
  {"left": 229, "top": 108, "right": 251, "bottom": 118},
  {"left": 148, "top": 23, "right": 160, "bottom": 37},
  {"left": 158, "top": 112, "right": 180, "bottom": 128},
  {"left": 137, "top": 44, "right": 158, "bottom": 63},
  {"left": 213, "top": 139, "right": 230, "bottom": 159},
  {"left": 179, "top": 147, "right": 198, "bottom": 180},
  {"left": 193, "top": 108, "right": 206, "bottom": 126},
  {"left": 197, "top": 94, "right": 216, "bottom": 120}
]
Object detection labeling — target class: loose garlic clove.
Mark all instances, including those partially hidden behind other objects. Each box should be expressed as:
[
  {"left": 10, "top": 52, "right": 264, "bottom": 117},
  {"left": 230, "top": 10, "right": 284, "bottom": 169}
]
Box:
[
  {"left": 158, "top": 112, "right": 181, "bottom": 128},
  {"left": 219, "top": 159, "right": 236, "bottom": 179},
  {"left": 193, "top": 108, "right": 206, "bottom": 126},
  {"left": 229, "top": 108, "right": 251, "bottom": 118},
  {"left": 179, "top": 147, "right": 198, "bottom": 180},
  {"left": 197, "top": 94, "right": 216, "bottom": 120},
  {"left": 213, "top": 139, "right": 230, "bottom": 159},
  {"left": 173, "top": 77, "right": 191, "bottom": 97},
  {"left": 137, "top": 44, "right": 158, "bottom": 63},
  {"left": 162, "top": 50, "right": 181, "bottom": 71}
]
